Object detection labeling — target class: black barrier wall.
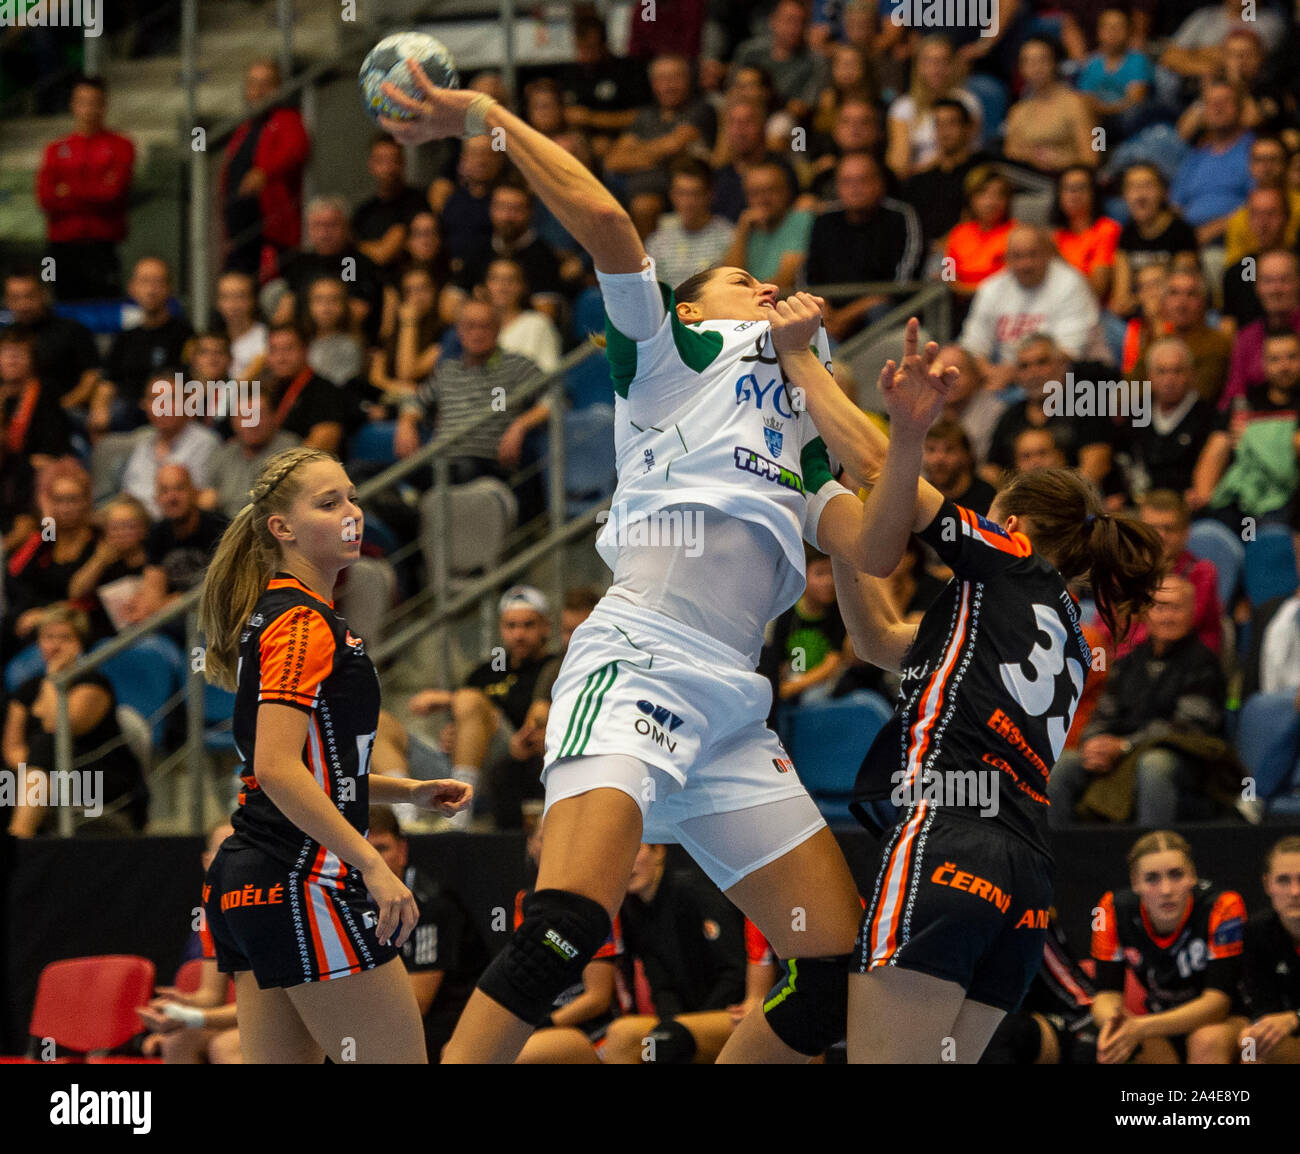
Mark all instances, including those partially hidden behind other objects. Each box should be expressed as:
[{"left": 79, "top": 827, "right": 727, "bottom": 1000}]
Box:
[{"left": 4, "top": 823, "right": 1298, "bottom": 1053}]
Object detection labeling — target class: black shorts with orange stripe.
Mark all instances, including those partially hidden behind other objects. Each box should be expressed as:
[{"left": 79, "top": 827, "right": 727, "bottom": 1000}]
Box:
[
  {"left": 203, "top": 842, "right": 397, "bottom": 989},
  {"left": 856, "top": 807, "right": 1052, "bottom": 1013}
]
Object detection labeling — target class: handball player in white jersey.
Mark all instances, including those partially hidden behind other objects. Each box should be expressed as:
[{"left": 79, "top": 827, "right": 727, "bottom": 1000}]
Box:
[{"left": 381, "top": 63, "right": 956, "bottom": 1063}]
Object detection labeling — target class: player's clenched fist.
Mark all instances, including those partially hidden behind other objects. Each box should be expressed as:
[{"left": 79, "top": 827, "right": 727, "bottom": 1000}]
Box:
[{"left": 768, "top": 291, "right": 828, "bottom": 353}]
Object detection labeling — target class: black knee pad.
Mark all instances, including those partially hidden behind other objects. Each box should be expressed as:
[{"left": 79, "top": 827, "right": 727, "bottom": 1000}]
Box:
[
  {"left": 762, "top": 954, "right": 851, "bottom": 1056},
  {"left": 979, "top": 1011, "right": 1044, "bottom": 1065},
  {"left": 477, "top": 889, "right": 610, "bottom": 1025},
  {"left": 643, "top": 1019, "right": 697, "bottom": 1064}
]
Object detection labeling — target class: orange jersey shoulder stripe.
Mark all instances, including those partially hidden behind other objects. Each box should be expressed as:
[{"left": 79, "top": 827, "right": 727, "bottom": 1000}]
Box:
[
  {"left": 1091, "top": 891, "right": 1121, "bottom": 962},
  {"left": 258, "top": 604, "right": 335, "bottom": 708},
  {"left": 1207, "top": 891, "right": 1247, "bottom": 960},
  {"left": 959, "top": 506, "right": 1032, "bottom": 558}
]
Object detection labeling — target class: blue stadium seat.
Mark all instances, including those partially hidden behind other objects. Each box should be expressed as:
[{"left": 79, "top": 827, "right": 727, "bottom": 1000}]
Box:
[
  {"left": 1242, "top": 525, "right": 1298, "bottom": 607},
  {"left": 785, "top": 691, "right": 893, "bottom": 826},
  {"left": 567, "top": 286, "right": 614, "bottom": 410},
  {"left": 203, "top": 684, "right": 238, "bottom": 752},
  {"left": 556, "top": 404, "right": 616, "bottom": 517},
  {"left": 347, "top": 420, "right": 398, "bottom": 466},
  {"left": 4, "top": 643, "right": 44, "bottom": 692},
  {"left": 1187, "top": 519, "right": 1244, "bottom": 606},
  {"left": 1235, "top": 692, "right": 1300, "bottom": 815},
  {"left": 98, "top": 635, "right": 186, "bottom": 745}
]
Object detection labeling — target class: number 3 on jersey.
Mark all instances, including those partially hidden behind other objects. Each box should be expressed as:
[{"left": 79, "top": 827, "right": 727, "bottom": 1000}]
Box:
[{"left": 999, "top": 603, "right": 1084, "bottom": 761}]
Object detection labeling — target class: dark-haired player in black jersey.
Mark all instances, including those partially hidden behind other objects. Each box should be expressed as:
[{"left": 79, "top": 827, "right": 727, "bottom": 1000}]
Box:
[
  {"left": 196, "top": 446, "right": 472, "bottom": 1063},
  {"left": 1091, "top": 831, "right": 1247, "bottom": 1064},
  {"left": 1238, "top": 836, "right": 1300, "bottom": 1065},
  {"left": 834, "top": 449, "right": 1165, "bottom": 1062}
]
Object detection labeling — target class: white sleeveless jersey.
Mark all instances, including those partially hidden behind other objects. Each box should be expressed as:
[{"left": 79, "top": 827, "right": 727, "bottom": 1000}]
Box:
[{"left": 598, "top": 281, "right": 852, "bottom": 620}]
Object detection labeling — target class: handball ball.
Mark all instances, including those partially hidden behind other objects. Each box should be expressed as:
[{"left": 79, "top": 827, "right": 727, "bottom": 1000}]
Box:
[{"left": 359, "top": 31, "right": 459, "bottom": 122}]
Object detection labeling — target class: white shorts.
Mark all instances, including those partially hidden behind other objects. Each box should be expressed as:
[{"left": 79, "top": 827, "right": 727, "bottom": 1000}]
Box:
[{"left": 542, "top": 596, "right": 825, "bottom": 887}]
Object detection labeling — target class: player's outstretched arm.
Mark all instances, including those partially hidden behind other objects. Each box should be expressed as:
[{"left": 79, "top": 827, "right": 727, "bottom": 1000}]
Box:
[
  {"left": 830, "top": 557, "right": 915, "bottom": 674},
  {"left": 380, "top": 62, "right": 645, "bottom": 274}
]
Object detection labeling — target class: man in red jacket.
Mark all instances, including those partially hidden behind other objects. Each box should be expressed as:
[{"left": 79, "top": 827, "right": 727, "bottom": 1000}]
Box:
[
  {"left": 36, "top": 76, "right": 135, "bottom": 302},
  {"left": 220, "top": 59, "right": 311, "bottom": 283}
]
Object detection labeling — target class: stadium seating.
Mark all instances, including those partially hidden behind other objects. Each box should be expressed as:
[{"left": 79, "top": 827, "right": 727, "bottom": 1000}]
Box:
[
  {"left": 1242, "top": 525, "right": 1299, "bottom": 607},
  {"left": 553, "top": 403, "right": 617, "bottom": 518},
  {"left": 567, "top": 286, "right": 615, "bottom": 410},
  {"left": 418, "top": 476, "right": 518, "bottom": 590},
  {"left": 784, "top": 691, "right": 893, "bottom": 826},
  {"left": 347, "top": 419, "right": 399, "bottom": 466},
  {"left": 1187, "top": 520, "right": 1245, "bottom": 607},
  {"left": 99, "top": 634, "right": 186, "bottom": 745},
  {"left": 1236, "top": 692, "right": 1300, "bottom": 816}
]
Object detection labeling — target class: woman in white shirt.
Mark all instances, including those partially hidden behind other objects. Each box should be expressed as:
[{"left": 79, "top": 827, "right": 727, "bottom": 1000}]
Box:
[
  {"left": 215, "top": 270, "right": 267, "bottom": 380},
  {"left": 485, "top": 258, "right": 562, "bottom": 374},
  {"left": 886, "top": 35, "right": 982, "bottom": 181}
]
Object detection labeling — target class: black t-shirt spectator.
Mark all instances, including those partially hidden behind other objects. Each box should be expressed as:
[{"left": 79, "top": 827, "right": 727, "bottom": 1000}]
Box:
[
  {"left": 104, "top": 315, "right": 195, "bottom": 407},
  {"left": 402, "top": 865, "right": 488, "bottom": 1060},
  {"left": 5, "top": 530, "right": 99, "bottom": 625},
  {"left": 986, "top": 404, "right": 1114, "bottom": 474},
  {"left": 3, "top": 313, "right": 99, "bottom": 401},
  {"left": 352, "top": 186, "right": 430, "bottom": 255},
  {"left": 805, "top": 202, "right": 922, "bottom": 318},
  {"left": 560, "top": 56, "right": 650, "bottom": 116},
  {"left": 1222, "top": 258, "right": 1264, "bottom": 330},
  {"left": 1, "top": 378, "right": 72, "bottom": 459},
  {"left": 463, "top": 651, "right": 554, "bottom": 731},
  {"left": 769, "top": 599, "right": 847, "bottom": 680},
  {"left": 145, "top": 509, "right": 228, "bottom": 594},
  {"left": 440, "top": 185, "right": 494, "bottom": 273},
  {"left": 1212, "top": 382, "right": 1298, "bottom": 432},
  {"left": 902, "top": 153, "right": 988, "bottom": 250},
  {"left": 1121, "top": 395, "right": 1218, "bottom": 496},
  {"left": 1117, "top": 215, "right": 1199, "bottom": 277},
  {"left": 266, "top": 372, "right": 349, "bottom": 443},
  {"left": 456, "top": 235, "right": 562, "bottom": 300}
]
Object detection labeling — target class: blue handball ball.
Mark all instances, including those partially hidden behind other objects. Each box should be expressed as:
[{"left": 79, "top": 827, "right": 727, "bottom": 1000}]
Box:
[{"left": 359, "top": 31, "right": 459, "bottom": 122}]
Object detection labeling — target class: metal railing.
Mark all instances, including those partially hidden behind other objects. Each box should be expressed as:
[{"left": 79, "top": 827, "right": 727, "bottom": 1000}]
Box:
[{"left": 40, "top": 271, "right": 952, "bottom": 834}]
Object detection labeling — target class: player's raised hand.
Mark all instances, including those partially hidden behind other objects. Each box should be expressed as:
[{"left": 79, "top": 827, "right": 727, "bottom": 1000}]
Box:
[
  {"left": 378, "top": 58, "right": 478, "bottom": 145},
  {"left": 876, "top": 317, "right": 957, "bottom": 439},
  {"left": 768, "top": 291, "right": 827, "bottom": 354}
]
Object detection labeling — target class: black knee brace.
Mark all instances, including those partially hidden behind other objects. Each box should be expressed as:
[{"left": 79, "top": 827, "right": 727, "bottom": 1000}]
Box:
[
  {"left": 762, "top": 954, "right": 850, "bottom": 1056},
  {"left": 978, "top": 1011, "right": 1043, "bottom": 1065},
  {"left": 643, "top": 1018, "right": 697, "bottom": 1064},
  {"left": 477, "top": 889, "right": 611, "bottom": 1025}
]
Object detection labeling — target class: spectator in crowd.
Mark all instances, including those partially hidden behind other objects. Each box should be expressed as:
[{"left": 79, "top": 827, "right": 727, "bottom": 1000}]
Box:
[
  {"left": 1160, "top": 0, "right": 1286, "bottom": 84},
  {"left": 922, "top": 418, "right": 996, "bottom": 514},
  {"left": 200, "top": 402, "right": 300, "bottom": 520},
  {"left": 762, "top": 545, "right": 848, "bottom": 709},
  {"left": 371, "top": 266, "right": 445, "bottom": 399},
  {"left": 0, "top": 331, "right": 71, "bottom": 474},
  {"left": 1108, "top": 163, "right": 1199, "bottom": 320},
  {"left": 1175, "top": 30, "right": 1285, "bottom": 141},
  {"left": 366, "top": 806, "right": 487, "bottom": 1061},
  {"left": 1010, "top": 426, "right": 1067, "bottom": 474},
  {"left": 981, "top": 333, "right": 1113, "bottom": 489},
  {"left": 484, "top": 259, "right": 563, "bottom": 375},
  {"left": 394, "top": 300, "right": 548, "bottom": 483},
  {"left": 603, "top": 54, "right": 717, "bottom": 238},
  {"left": 1221, "top": 188, "right": 1290, "bottom": 333},
  {"left": 885, "top": 34, "right": 981, "bottom": 181},
  {"left": 219, "top": 59, "right": 310, "bottom": 279},
  {"left": 407, "top": 585, "right": 557, "bottom": 827},
  {"left": 1169, "top": 80, "right": 1254, "bottom": 248},
  {"left": 1074, "top": 7, "right": 1153, "bottom": 141},
  {"left": 722, "top": 160, "right": 812, "bottom": 297},
  {"left": 1107, "top": 490, "right": 1222, "bottom": 659},
  {"left": 811, "top": 42, "right": 879, "bottom": 140},
  {"left": 1088, "top": 831, "right": 1247, "bottom": 1064},
  {"left": 933, "top": 343, "right": 1004, "bottom": 464},
  {"left": 802, "top": 96, "right": 886, "bottom": 204},
  {"left": 959, "top": 225, "right": 1106, "bottom": 389},
  {"left": 1222, "top": 250, "right": 1300, "bottom": 409},
  {"left": 1116, "top": 263, "right": 1169, "bottom": 374},
  {"left": 1002, "top": 37, "right": 1098, "bottom": 175},
  {"left": 66, "top": 495, "right": 152, "bottom": 625},
  {"left": 710, "top": 96, "right": 781, "bottom": 223},
  {"left": 559, "top": 12, "right": 648, "bottom": 161},
  {"left": 214, "top": 270, "right": 267, "bottom": 381},
  {"left": 122, "top": 372, "right": 221, "bottom": 520},
  {"left": 522, "top": 77, "right": 568, "bottom": 142},
  {"left": 1189, "top": 328, "right": 1300, "bottom": 527},
  {"left": 433, "top": 135, "right": 507, "bottom": 273},
  {"left": 125, "top": 464, "right": 229, "bottom": 626},
  {"left": 943, "top": 165, "right": 1016, "bottom": 303},
  {"left": 902, "top": 97, "right": 987, "bottom": 255},
  {"left": 1119, "top": 337, "right": 1218, "bottom": 501},
  {"left": 2, "top": 606, "right": 147, "bottom": 836},
  {"left": 303, "top": 276, "right": 365, "bottom": 390},
  {"left": 259, "top": 325, "right": 348, "bottom": 454},
  {"left": 453, "top": 183, "right": 564, "bottom": 321},
  {"left": 1132, "top": 268, "right": 1232, "bottom": 406},
  {"left": 1, "top": 270, "right": 101, "bottom": 410},
  {"left": 731, "top": 0, "right": 828, "bottom": 127},
  {"left": 1050, "top": 576, "right": 1235, "bottom": 827},
  {"left": 92, "top": 257, "right": 193, "bottom": 435},
  {"left": 805, "top": 152, "right": 921, "bottom": 341},
  {"left": 35, "top": 75, "right": 135, "bottom": 301},
  {"left": 644, "top": 158, "right": 735, "bottom": 290},
  {"left": 4, "top": 460, "right": 100, "bottom": 655},
  {"left": 381, "top": 212, "right": 456, "bottom": 339},
  {"left": 183, "top": 332, "right": 236, "bottom": 423},
  {"left": 352, "top": 135, "right": 429, "bottom": 272},
  {"left": 1051, "top": 165, "right": 1121, "bottom": 305},
  {"left": 1238, "top": 837, "right": 1300, "bottom": 1065},
  {"left": 602, "top": 844, "right": 747, "bottom": 1064},
  {"left": 1223, "top": 136, "right": 1300, "bottom": 271},
  {"left": 272, "top": 196, "right": 383, "bottom": 343},
  {"left": 136, "top": 823, "right": 241, "bottom": 1063},
  {"left": 1242, "top": 503, "right": 1300, "bottom": 704}
]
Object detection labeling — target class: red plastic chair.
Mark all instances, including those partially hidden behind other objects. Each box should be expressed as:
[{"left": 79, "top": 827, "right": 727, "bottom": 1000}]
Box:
[{"left": 0, "top": 955, "right": 155, "bottom": 1062}]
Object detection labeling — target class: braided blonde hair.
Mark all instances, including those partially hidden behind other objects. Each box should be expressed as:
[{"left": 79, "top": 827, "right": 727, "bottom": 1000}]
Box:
[{"left": 198, "top": 447, "right": 336, "bottom": 689}]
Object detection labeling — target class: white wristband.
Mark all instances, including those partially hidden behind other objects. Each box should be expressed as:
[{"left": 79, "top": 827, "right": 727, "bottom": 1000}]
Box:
[
  {"left": 463, "top": 93, "right": 496, "bottom": 138},
  {"left": 161, "top": 1002, "right": 206, "bottom": 1029}
]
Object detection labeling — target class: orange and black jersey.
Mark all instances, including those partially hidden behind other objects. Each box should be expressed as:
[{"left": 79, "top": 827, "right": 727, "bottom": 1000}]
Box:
[
  {"left": 226, "top": 573, "right": 381, "bottom": 881},
  {"left": 851, "top": 501, "right": 1090, "bottom": 857},
  {"left": 1091, "top": 882, "right": 1246, "bottom": 1014}
]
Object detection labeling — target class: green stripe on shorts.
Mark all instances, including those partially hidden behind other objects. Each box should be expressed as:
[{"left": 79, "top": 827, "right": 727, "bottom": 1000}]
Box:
[
  {"left": 560, "top": 662, "right": 616, "bottom": 758},
  {"left": 571, "top": 662, "right": 618, "bottom": 756}
]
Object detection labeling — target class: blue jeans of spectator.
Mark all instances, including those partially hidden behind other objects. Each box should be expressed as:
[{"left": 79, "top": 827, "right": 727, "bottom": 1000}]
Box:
[{"left": 1049, "top": 745, "right": 1217, "bottom": 826}]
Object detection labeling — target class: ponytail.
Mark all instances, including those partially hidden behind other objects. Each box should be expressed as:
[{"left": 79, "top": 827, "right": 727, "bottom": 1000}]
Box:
[
  {"left": 197, "top": 446, "right": 334, "bottom": 689},
  {"left": 996, "top": 468, "right": 1165, "bottom": 641}
]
